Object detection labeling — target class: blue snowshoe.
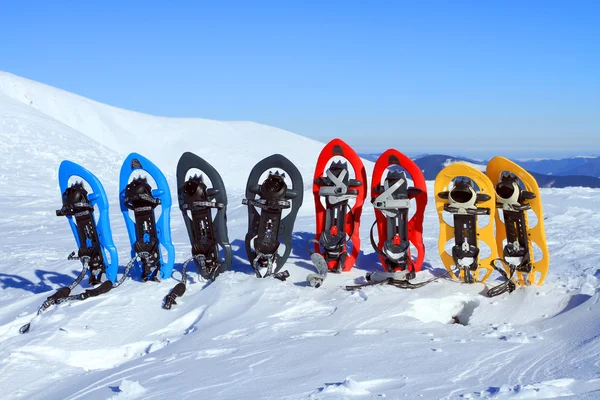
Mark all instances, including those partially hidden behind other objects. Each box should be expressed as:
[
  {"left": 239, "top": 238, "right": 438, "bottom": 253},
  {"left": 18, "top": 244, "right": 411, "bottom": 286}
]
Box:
[
  {"left": 20, "top": 161, "right": 118, "bottom": 334},
  {"left": 119, "top": 153, "right": 175, "bottom": 282}
]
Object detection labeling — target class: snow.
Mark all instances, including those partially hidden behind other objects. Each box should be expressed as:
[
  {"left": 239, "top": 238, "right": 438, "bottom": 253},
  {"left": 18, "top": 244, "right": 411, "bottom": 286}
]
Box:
[
  {"left": 1, "top": 72, "right": 600, "bottom": 399},
  {"left": 443, "top": 158, "right": 487, "bottom": 171},
  {"left": 0, "top": 71, "right": 326, "bottom": 191},
  {"left": 107, "top": 380, "right": 148, "bottom": 400}
]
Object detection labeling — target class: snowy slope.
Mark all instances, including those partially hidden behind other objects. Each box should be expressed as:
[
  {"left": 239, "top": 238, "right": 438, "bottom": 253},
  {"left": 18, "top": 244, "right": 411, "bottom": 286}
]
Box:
[
  {"left": 0, "top": 71, "right": 325, "bottom": 190},
  {"left": 1, "top": 73, "right": 600, "bottom": 399}
]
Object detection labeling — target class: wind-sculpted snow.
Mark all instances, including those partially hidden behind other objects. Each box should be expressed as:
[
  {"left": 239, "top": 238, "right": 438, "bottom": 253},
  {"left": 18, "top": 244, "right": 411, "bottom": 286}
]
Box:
[{"left": 0, "top": 72, "right": 599, "bottom": 399}]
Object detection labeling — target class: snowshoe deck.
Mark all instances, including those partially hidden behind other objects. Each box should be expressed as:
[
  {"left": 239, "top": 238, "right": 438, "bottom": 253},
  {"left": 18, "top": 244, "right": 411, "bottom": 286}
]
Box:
[
  {"left": 434, "top": 163, "right": 497, "bottom": 283},
  {"left": 244, "top": 154, "right": 303, "bottom": 277},
  {"left": 371, "top": 149, "right": 427, "bottom": 274},
  {"left": 486, "top": 156, "right": 549, "bottom": 286},
  {"left": 313, "top": 138, "right": 367, "bottom": 273},
  {"left": 119, "top": 153, "right": 175, "bottom": 280}
]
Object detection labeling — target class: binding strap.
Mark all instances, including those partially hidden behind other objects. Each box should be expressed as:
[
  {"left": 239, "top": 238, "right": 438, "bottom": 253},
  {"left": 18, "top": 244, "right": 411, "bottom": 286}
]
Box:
[
  {"left": 182, "top": 200, "right": 224, "bottom": 211},
  {"left": 123, "top": 193, "right": 160, "bottom": 211},
  {"left": 242, "top": 198, "right": 290, "bottom": 210},
  {"left": 368, "top": 221, "right": 413, "bottom": 272},
  {"left": 486, "top": 258, "right": 517, "bottom": 297}
]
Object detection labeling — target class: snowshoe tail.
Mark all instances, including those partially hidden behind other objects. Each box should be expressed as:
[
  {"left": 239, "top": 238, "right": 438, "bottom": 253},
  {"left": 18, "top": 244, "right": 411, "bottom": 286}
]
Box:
[
  {"left": 306, "top": 252, "right": 328, "bottom": 288},
  {"left": 244, "top": 154, "right": 304, "bottom": 276},
  {"left": 486, "top": 156, "right": 549, "bottom": 286},
  {"left": 370, "top": 149, "right": 427, "bottom": 274},
  {"left": 434, "top": 163, "right": 497, "bottom": 282},
  {"left": 119, "top": 153, "right": 175, "bottom": 280},
  {"left": 57, "top": 161, "right": 118, "bottom": 282},
  {"left": 313, "top": 138, "right": 367, "bottom": 272}
]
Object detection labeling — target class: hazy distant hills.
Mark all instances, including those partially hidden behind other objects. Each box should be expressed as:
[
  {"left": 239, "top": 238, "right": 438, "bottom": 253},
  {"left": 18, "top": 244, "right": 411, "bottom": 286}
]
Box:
[
  {"left": 360, "top": 153, "right": 600, "bottom": 188},
  {"left": 518, "top": 157, "right": 600, "bottom": 177}
]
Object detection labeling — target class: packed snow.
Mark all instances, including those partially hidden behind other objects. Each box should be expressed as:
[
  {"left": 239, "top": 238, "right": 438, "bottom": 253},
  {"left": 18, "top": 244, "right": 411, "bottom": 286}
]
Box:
[{"left": 1, "top": 71, "right": 599, "bottom": 399}]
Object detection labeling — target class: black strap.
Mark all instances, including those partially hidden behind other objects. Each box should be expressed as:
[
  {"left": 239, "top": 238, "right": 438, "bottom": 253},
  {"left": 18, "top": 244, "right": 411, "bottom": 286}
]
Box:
[
  {"left": 444, "top": 204, "right": 490, "bottom": 215},
  {"left": 345, "top": 270, "right": 452, "bottom": 291},
  {"left": 311, "top": 204, "right": 355, "bottom": 256},
  {"left": 369, "top": 221, "right": 387, "bottom": 260},
  {"left": 19, "top": 255, "right": 137, "bottom": 334},
  {"left": 182, "top": 200, "right": 224, "bottom": 211},
  {"left": 56, "top": 201, "right": 94, "bottom": 216},
  {"left": 346, "top": 204, "right": 356, "bottom": 239},
  {"left": 164, "top": 254, "right": 220, "bottom": 310},
  {"left": 123, "top": 193, "right": 160, "bottom": 209},
  {"left": 345, "top": 278, "right": 393, "bottom": 290},
  {"left": 487, "top": 259, "right": 517, "bottom": 297},
  {"left": 306, "top": 238, "right": 321, "bottom": 256},
  {"left": 242, "top": 198, "right": 290, "bottom": 210},
  {"left": 368, "top": 220, "right": 414, "bottom": 274}
]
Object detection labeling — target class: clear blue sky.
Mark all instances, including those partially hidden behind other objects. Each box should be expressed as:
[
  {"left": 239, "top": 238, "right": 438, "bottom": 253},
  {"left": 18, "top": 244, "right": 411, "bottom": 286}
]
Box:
[{"left": 1, "top": 0, "right": 598, "bottom": 156}]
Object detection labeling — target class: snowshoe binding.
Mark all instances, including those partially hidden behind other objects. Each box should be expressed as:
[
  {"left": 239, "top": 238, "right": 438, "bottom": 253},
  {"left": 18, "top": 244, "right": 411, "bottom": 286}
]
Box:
[
  {"left": 120, "top": 153, "right": 175, "bottom": 283},
  {"left": 485, "top": 156, "right": 549, "bottom": 295},
  {"left": 20, "top": 161, "right": 118, "bottom": 334},
  {"left": 243, "top": 154, "right": 303, "bottom": 281},
  {"left": 309, "top": 139, "right": 367, "bottom": 287},
  {"left": 164, "top": 152, "right": 232, "bottom": 310},
  {"left": 435, "top": 163, "right": 497, "bottom": 284}
]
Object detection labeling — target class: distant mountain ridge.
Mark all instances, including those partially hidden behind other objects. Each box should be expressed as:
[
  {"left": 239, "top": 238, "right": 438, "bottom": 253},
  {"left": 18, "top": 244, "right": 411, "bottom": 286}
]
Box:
[
  {"left": 517, "top": 156, "right": 600, "bottom": 177},
  {"left": 359, "top": 153, "right": 600, "bottom": 188}
]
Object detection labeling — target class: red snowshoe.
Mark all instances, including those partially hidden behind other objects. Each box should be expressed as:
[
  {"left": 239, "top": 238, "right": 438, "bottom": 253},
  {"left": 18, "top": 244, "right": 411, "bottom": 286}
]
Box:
[
  {"left": 370, "top": 149, "right": 427, "bottom": 279},
  {"left": 308, "top": 139, "right": 367, "bottom": 286}
]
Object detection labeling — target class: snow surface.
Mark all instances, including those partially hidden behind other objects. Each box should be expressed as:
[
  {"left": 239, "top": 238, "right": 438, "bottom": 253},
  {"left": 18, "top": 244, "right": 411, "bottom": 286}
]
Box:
[
  {"left": 1, "top": 71, "right": 600, "bottom": 399},
  {"left": 443, "top": 158, "right": 487, "bottom": 172}
]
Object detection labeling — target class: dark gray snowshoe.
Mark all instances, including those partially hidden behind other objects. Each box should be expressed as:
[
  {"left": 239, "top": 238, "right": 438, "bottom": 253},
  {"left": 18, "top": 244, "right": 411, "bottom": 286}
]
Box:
[
  {"left": 164, "top": 152, "right": 232, "bottom": 310},
  {"left": 243, "top": 154, "right": 303, "bottom": 279}
]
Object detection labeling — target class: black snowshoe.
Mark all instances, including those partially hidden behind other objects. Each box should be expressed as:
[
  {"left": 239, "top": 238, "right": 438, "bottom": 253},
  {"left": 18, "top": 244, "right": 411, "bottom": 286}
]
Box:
[
  {"left": 122, "top": 177, "right": 162, "bottom": 282},
  {"left": 243, "top": 154, "right": 303, "bottom": 280},
  {"left": 164, "top": 152, "right": 232, "bottom": 310}
]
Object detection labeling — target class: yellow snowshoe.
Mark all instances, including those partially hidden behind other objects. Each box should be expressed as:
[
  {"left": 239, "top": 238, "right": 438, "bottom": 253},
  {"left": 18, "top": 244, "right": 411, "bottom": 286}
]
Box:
[
  {"left": 486, "top": 156, "right": 550, "bottom": 286},
  {"left": 434, "top": 163, "right": 498, "bottom": 283}
]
